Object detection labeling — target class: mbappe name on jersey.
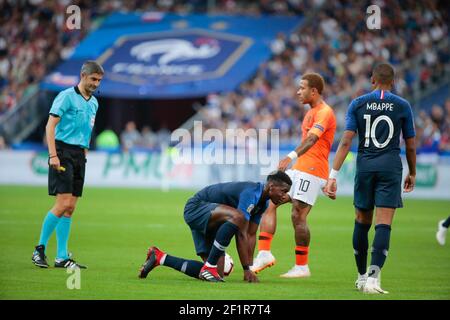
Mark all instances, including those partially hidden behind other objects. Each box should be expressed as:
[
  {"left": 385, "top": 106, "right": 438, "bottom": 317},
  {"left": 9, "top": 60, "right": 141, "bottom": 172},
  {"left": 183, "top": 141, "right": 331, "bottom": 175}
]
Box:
[{"left": 366, "top": 102, "right": 394, "bottom": 111}]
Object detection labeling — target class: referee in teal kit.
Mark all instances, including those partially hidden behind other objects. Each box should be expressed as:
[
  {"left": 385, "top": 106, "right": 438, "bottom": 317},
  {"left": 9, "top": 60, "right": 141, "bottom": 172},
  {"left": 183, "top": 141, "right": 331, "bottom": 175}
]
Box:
[{"left": 32, "top": 61, "right": 104, "bottom": 269}]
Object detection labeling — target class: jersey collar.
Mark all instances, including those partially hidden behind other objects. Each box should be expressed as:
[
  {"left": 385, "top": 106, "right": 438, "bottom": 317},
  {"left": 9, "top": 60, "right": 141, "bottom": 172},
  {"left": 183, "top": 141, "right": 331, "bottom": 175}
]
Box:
[
  {"left": 373, "top": 89, "right": 390, "bottom": 100},
  {"left": 74, "top": 85, "right": 92, "bottom": 102}
]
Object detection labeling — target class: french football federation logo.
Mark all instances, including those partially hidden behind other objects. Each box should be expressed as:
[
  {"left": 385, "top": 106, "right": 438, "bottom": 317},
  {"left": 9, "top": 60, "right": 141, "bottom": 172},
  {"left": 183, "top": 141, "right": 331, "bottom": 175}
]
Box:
[{"left": 130, "top": 38, "right": 220, "bottom": 65}]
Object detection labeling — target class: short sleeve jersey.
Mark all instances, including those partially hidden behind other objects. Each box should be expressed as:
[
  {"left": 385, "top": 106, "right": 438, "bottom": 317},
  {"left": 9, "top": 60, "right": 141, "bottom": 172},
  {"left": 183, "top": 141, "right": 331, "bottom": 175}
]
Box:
[
  {"left": 49, "top": 86, "right": 99, "bottom": 149},
  {"left": 292, "top": 102, "right": 336, "bottom": 179},
  {"left": 345, "top": 89, "right": 415, "bottom": 172},
  {"left": 193, "top": 182, "right": 269, "bottom": 225}
]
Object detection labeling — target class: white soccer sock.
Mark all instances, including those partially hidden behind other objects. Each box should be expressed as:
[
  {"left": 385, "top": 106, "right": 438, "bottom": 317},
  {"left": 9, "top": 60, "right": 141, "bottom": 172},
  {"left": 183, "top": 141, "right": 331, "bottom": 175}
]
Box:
[
  {"left": 160, "top": 254, "right": 167, "bottom": 265},
  {"left": 205, "top": 261, "right": 217, "bottom": 268}
]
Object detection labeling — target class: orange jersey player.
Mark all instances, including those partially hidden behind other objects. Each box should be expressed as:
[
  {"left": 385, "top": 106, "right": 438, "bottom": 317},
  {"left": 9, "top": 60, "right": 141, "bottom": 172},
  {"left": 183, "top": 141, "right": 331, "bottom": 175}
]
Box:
[
  {"left": 292, "top": 102, "right": 336, "bottom": 180},
  {"left": 251, "top": 73, "right": 336, "bottom": 278}
]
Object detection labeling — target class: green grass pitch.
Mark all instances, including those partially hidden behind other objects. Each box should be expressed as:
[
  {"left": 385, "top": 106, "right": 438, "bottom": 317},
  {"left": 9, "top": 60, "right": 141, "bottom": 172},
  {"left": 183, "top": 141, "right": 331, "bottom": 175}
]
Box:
[{"left": 0, "top": 186, "right": 449, "bottom": 300}]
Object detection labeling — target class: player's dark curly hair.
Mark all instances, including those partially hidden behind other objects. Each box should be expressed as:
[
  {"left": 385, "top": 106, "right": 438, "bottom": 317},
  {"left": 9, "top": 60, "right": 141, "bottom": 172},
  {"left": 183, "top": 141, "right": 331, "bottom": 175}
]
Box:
[
  {"left": 372, "top": 63, "right": 395, "bottom": 84},
  {"left": 267, "top": 170, "right": 292, "bottom": 186}
]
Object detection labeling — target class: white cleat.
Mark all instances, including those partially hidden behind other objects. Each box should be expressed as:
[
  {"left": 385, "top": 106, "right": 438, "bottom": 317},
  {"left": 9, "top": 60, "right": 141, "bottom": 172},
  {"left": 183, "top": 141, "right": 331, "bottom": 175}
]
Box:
[
  {"left": 250, "top": 250, "right": 276, "bottom": 274},
  {"left": 355, "top": 273, "right": 367, "bottom": 291},
  {"left": 363, "top": 276, "right": 389, "bottom": 294},
  {"left": 280, "top": 265, "right": 311, "bottom": 278},
  {"left": 436, "top": 220, "right": 447, "bottom": 246}
]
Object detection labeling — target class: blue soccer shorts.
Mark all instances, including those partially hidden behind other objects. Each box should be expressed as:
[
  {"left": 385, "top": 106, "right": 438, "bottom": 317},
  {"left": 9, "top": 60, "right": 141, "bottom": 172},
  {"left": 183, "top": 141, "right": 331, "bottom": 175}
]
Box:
[
  {"left": 183, "top": 197, "right": 219, "bottom": 256},
  {"left": 354, "top": 171, "right": 403, "bottom": 210}
]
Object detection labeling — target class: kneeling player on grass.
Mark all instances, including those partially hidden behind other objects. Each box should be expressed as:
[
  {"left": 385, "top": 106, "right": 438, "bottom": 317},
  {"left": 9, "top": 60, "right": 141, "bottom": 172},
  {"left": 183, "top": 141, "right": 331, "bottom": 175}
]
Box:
[{"left": 138, "top": 170, "right": 292, "bottom": 283}]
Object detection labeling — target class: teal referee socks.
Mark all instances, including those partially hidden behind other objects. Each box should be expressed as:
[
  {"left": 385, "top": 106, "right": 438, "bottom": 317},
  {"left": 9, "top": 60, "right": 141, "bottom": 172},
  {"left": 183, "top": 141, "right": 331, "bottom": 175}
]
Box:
[
  {"left": 38, "top": 211, "right": 60, "bottom": 249},
  {"left": 37, "top": 212, "right": 72, "bottom": 260},
  {"left": 56, "top": 216, "right": 72, "bottom": 260}
]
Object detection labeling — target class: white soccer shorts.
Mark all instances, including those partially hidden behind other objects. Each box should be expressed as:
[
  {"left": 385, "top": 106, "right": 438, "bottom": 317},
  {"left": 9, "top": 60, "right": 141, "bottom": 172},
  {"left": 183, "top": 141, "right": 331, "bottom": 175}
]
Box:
[{"left": 285, "top": 169, "right": 327, "bottom": 206}]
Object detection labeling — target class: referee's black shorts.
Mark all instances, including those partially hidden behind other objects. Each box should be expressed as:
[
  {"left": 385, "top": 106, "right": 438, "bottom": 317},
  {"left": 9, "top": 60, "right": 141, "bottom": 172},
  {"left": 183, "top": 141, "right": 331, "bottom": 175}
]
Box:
[{"left": 48, "top": 140, "right": 86, "bottom": 197}]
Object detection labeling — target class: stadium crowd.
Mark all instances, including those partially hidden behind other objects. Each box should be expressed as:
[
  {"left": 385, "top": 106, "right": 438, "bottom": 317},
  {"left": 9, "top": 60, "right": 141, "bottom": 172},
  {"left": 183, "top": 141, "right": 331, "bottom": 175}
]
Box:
[
  {"left": 199, "top": 0, "right": 450, "bottom": 152},
  {"left": 0, "top": 0, "right": 449, "bottom": 153},
  {"left": 0, "top": 0, "right": 319, "bottom": 117}
]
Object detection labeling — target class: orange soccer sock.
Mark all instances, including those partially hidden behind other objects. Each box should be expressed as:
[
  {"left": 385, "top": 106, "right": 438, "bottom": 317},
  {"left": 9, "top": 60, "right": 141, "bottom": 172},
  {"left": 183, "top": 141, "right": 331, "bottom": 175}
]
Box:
[
  {"left": 258, "top": 232, "right": 274, "bottom": 251},
  {"left": 295, "top": 245, "right": 309, "bottom": 266}
]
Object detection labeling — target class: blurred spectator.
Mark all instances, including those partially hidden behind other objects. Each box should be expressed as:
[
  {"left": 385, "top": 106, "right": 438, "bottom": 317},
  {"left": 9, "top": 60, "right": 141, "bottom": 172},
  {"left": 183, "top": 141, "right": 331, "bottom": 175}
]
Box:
[
  {"left": 413, "top": 99, "right": 450, "bottom": 153},
  {"left": 157, "top": 124, "right": 171, "bottom": 146},
  {"left": 140, "top": 126, "right": 158, "bottom": 149},
  {"left": 438, "top": 99, "right": 450, "bottom": 152},
  {"left": 431, "top": 104, "right": 445, "bottom": 127},
  {"left": 0, "top": 1, "right": 91, "bottom": 116},
  {"left": 96, "top": 128, "right": 120, "bottom": 151},
  {"left": 120, "top": 121, "right": 141, "bottom": 151},
  {"left": 0, "top": 135, "right": 6, "bottom": 149}
]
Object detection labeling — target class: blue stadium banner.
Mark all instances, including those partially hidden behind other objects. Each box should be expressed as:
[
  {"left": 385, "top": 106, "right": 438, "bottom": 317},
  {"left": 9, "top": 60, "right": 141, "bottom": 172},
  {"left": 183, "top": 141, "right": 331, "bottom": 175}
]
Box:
[{"left": 41, "top": 13, "right": 302, "bottom": 98}]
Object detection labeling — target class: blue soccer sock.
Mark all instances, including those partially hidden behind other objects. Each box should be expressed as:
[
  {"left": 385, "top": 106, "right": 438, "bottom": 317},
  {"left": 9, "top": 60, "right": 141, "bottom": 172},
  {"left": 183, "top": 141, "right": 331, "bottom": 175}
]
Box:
[
  {"left": 443, "top": 217, "right": 450, "bottom": 228},
  {"left": 56, "top": 216, "right": 72, "bottom": 260},
  {"left": 206, "top": 221, "right": 239, "bottom": 266},
  {"left": 353, "top": 220, "right": 371, "bottom": 275},
  {"left": 38, "top": 211, "right": 61, "bottom": 250},
  {"left": 163, "top": 255, "right": 204, "bottom": 279},
  {"left": 369, "top": 224, "right": 391, "bottom": 278}
]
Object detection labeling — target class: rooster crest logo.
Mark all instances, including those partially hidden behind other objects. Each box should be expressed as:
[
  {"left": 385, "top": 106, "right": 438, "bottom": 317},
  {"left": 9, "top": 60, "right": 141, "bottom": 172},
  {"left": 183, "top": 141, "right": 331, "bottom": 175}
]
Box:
[{"left": 130, "top": 38, "right": 220, "bottom": 65}]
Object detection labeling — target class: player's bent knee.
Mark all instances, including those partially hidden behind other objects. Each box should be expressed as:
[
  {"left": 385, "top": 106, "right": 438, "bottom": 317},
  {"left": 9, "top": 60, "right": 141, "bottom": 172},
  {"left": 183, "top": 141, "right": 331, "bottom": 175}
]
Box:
[
  {"left": 213, "top": 205, "right": 245, "bottom": 226},
  {"left": 211, "top": 206, "right": 234, "bottom": 222},
  {"left": 209, "top": 206, "right": 241, "bottom": 230},
  {"left": 229, "top": 212, "right": 246, "bottom": 227}
]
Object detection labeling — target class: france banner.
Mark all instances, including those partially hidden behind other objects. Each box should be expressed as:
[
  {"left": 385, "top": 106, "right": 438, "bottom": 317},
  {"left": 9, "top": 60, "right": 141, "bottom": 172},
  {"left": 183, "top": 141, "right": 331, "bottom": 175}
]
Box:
[{"left": 41, "top": 13, "right": 303, "bottom": 98}]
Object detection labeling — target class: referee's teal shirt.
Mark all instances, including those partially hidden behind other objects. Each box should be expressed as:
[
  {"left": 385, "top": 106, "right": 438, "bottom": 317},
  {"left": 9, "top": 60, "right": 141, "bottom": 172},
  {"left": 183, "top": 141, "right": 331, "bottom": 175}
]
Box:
[{"left": 49, "top": 86, "right": 99, "bottom": 149}]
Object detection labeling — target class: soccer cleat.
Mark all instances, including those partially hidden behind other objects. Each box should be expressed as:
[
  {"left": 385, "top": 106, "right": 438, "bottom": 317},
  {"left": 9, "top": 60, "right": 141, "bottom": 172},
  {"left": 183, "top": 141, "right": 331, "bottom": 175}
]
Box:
[
  {"left": 55, "top": 257, "right": 87, "bottom": 269},
  {"left": 355, "top": 273, "right": 367, "bottom": 291},
  {"left": 199, "top": 265, "right": 224, "bottom": 282},
  {"left": 363, "top": 276, "right": 389, "bottom": 294},
  {"left": 139, "top": 246, "right": 165, "bottom": 279},
  {"left": 250, "top": 250, "right": 276, "bottom": 274},
  {"left": 436, "top": 220, "right": 447, "bottom": 246},
  {"left": 280, "top": 265, "right": 311, "bottom": 278},
  {"left": 32, "top": 245, "right": 49, "bottom": 268}
]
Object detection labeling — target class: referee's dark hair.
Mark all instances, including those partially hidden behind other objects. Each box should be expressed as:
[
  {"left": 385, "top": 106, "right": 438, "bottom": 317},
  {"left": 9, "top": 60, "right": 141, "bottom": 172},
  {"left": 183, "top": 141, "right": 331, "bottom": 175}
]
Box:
[
  {"left": 267, "top": 170, "right": 292, "bottom": 186},
  {"left": 81, "top": 60, "right": 104, "bottom": 75}
]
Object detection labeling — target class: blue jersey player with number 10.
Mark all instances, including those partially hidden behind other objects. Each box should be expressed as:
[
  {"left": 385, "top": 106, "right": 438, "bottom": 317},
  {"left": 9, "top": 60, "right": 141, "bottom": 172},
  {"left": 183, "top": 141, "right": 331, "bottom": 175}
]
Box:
[{"left": 324, "top": 63, "right": 416, "bottom": 294}]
